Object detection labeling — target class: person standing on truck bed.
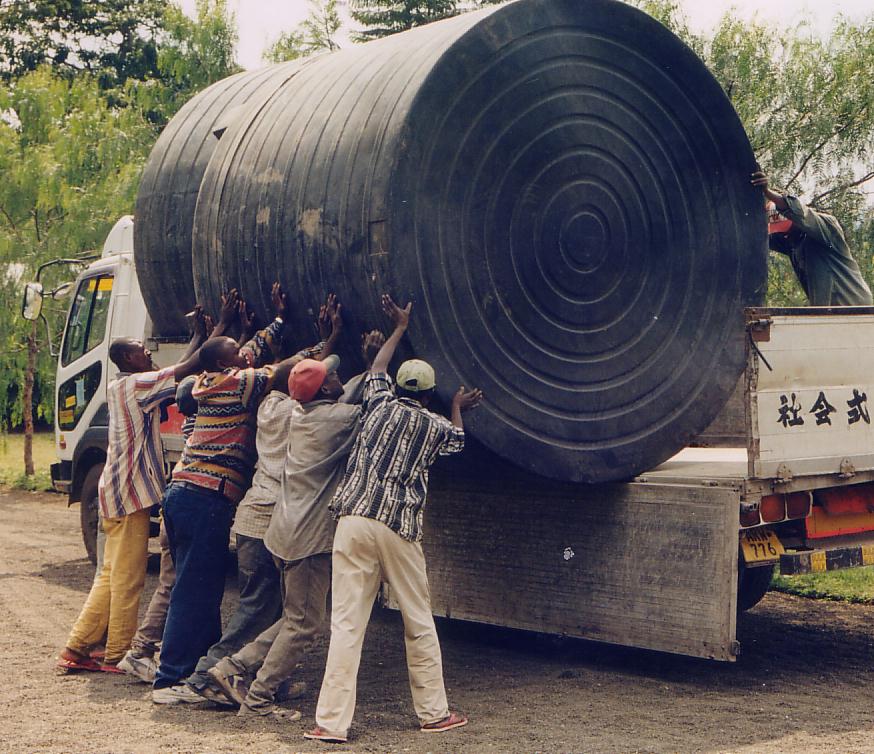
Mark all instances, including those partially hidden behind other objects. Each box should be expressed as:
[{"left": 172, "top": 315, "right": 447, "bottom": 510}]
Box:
[
  {"left": 751, "top": 170, "right": 873, "bottom": 306},
  {"left": 304, "top": 295, "right": 482, "bottom": 744},
  {"left": 203, "top": 328, "right": 385, "bottom": 718},
  {"left": 151, "top": 284, "right": 334, "bottom": 704},
  {"left": 182, "top": 296, "right": 344, "bottom": 704},
  {"left": 56, "top": 324, "right": 205, "bottom": 674}
]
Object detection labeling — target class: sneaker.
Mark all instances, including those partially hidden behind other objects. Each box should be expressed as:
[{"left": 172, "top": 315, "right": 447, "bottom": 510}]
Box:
[
  {"left": 191, "top": 681, "right": 237, "bottom": 708},
  {"left": 118, "top": 651, "right": 157, "bottom": 684},
  {"left": 152, "top": 684, "right": 207, "bottom": 705},
  {"left": 420, "top": 711, "right": 468, "bottom": 733},
  {"left": 207, "top": 664, "right": 249, "bottom": 707},
  {"left": 303, "top": 726, "right": 348, "bottom": 743},
  {"left": 237, "top": 704, "right": 301, "bottom": 721},
  {"left": 276, "top": 680, "right": 307, "bottom": 701}
]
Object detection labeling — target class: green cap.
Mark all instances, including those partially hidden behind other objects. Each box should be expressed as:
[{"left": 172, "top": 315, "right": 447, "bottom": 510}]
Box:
[{"left": 396, "top": 359, "right": 436, "bottom": 392}]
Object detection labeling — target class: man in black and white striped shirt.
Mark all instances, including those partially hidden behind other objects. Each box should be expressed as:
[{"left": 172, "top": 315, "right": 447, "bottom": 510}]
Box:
[{"left": 305, "top": 295, "right": 482, "bottom": 744}]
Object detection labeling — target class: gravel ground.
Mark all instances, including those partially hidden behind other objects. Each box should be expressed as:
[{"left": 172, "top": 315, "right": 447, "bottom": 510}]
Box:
[{"left": 2, "top": 489, "right": 874, "bottom": 753}]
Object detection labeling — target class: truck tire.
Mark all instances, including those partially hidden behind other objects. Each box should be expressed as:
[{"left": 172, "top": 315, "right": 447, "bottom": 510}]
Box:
[
  {"left": 737, "top": 565, "right": 773, "bottom": 612},
  {"left": 79, "top": 465, "right": 103, "bottom": 566}
]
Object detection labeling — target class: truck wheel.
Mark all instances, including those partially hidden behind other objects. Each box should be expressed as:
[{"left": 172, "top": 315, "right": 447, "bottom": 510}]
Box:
[
  {"left": 737, "top": 565, "right": 774, "bottom": 612},
  {"left": 79, "top": 465, "right": 103, "bottom": 566}
]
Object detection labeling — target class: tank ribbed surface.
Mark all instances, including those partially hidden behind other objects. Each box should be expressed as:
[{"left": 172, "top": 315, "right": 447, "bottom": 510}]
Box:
[
  {"left": 134, "top": 62, "right": 304, "bottom": 335},
  {"left": 154, "top": 0, "right": 766, "bottom": 482}
]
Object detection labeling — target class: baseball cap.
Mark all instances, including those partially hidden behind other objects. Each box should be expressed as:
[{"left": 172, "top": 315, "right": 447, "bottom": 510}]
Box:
[
  {"left": 288, "top": 355, "right": 340, "bottom": 402},
  {"left": 396, "top": 359, "right": 436, "bottom": 392},
  {"left": 766, "top": 201, "right": 792, "bottom": 235}
]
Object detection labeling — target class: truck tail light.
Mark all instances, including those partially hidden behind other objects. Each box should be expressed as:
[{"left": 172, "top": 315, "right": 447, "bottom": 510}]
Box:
[
  {"left": 59, "top": 434, "right": 66, "bottom": 450},
  {"left": 760, "top": 494, "right": 786, "bottom": 523},
  {"left": 786, "top": 491, "right": 812, "bottom": 519},
  {"left": 740, "top": 502, "right": 760, "bottom": 527}
]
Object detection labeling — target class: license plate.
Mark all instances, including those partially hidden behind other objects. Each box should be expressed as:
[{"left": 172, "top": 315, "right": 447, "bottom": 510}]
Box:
[{"left": 741, "top": 528, "right": 785, "bottom": 564}]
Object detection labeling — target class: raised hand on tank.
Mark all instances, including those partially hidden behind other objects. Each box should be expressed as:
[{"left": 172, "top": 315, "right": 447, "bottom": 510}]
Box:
[
  {"left": 271, "top": 282, "right": 288, "bottom": 319},
  {"left": 190, "top": 305, "right": 214, "bottom": 341},
  {"left": 219, "top": 288, "right": 240, "bottom": 328},
  {"left": 361, "top": 329, "right": 385, "bottom": 368},
  {"left": 381, "top": 294, "right": 411, "bottom": 332},
  {"left": 317, "top": 294, "right": 341, "bottom": 340},
  {"left": 453, "top": 386, "right": 483, "bottom": 412},
  {"left": 237, "top": 300, "right": 257, "bottom": 344}
]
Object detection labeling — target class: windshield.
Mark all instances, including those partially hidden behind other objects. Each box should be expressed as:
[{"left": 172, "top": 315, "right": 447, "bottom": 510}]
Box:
[{"left": 61, "top": 275, "right": 114, "bottom": 367}]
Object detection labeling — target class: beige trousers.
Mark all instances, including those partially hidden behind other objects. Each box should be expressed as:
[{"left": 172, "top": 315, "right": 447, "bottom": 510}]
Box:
[
  {"left": 66, "top": 507, "right": 150, "bottom": 663},
  {"left": 314, "top": 515, "right": 449, "bottom": 737}
]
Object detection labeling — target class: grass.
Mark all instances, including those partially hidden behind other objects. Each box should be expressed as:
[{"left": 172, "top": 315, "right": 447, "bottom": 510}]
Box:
[
  {"left": 771, "top": 565, "right": 874, "bottom": 604},
  {"left": 0, "top": 430, "right": 56, "bottom": 491}
]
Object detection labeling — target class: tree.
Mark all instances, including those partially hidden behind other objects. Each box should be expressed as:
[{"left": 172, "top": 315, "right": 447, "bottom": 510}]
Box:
[
  {"left": 156, "top": 0, "right": 240, "bottom": 100},
  {"left": 349, "top": 0, "right": 459, "bottom": 40},
  {"left": 0, "top": 68, "right": 157, "bottom": 475},
  {"left": 0, "top": 0, "right": 168, "bottom": 88},
  {"left": 264, "top": 0, "right": 342, "bottom": 63}
]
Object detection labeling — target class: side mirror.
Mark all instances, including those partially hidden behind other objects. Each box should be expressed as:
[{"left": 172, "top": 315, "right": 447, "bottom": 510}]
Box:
[{"left": 21, "top": 282, "right": 44, "bottom": 321}]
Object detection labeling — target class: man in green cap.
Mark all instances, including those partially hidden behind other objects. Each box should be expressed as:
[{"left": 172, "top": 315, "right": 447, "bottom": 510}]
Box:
[{"left": 305, "top": 294, "right": 482, "bottom": 744}]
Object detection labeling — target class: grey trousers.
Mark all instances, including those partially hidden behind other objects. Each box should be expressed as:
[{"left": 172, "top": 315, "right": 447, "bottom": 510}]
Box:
[
  {"left": 129, "top": 518, "right": 174, "bottom": 656},
  {"left": 225, "top": 552, "right": 331, "bottom": 712},
  {"left": 186, "top": 534, "right": 282, "bottom": 689}
]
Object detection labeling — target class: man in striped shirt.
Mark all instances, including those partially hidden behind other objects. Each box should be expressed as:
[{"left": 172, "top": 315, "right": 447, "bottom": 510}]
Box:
[
  {"left": 57, "top": 337, "right": 203, "bottom": 673},
  {"left": 153, "top": 285, "right": 332, "bottom": 703},
  {"left": 306, "top": 295, "right": 482, "bottom": 744}
]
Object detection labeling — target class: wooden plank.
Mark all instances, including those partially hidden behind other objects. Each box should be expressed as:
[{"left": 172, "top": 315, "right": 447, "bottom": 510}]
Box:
[{"left": 414, "top": 456, "right": 740, "bottom": 661}]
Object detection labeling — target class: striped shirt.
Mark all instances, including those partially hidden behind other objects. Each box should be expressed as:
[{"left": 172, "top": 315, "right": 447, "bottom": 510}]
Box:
[
  {"left": 98, "top": 367, "right": 178, "bottom": 519},
  {"left": 172, "top": 318, "right": 283, "bottom": 504},
  {"left": 333, "top": 372, "right": 464, "bottom": 542}
]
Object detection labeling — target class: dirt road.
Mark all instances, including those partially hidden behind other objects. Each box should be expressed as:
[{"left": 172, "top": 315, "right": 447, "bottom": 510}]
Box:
[{"left": 2, "top": 490, "right": 874, "bottom": 754}]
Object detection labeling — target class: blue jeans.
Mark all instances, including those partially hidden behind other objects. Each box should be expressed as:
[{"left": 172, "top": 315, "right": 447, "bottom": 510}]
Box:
[
  {"left": 186, "top": 533, "right": 282, "bottom": 690},
  {"left": 154, "top": 482, "right": 234, "bottom": 689}
]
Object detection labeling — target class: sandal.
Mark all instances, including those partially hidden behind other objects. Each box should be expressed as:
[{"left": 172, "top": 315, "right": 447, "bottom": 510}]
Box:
[
  {"left": 421, "top": 711, "right": 468, "bottom": 733},
  {"left": 57, "top": 653, "right": 102, "bottom": 673}
]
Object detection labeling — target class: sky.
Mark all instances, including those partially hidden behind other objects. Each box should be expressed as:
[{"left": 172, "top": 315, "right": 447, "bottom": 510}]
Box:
[{"left": 180, "top": 0, "right": 874, "bottom": 71}]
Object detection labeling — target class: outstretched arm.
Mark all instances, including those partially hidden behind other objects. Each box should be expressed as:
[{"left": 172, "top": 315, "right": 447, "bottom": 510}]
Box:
[{"left": 370, "top": 294, "right": 411, "bottom": 374}]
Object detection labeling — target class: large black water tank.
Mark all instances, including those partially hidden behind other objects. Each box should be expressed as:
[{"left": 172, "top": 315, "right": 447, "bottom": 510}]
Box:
[
  {"left": 134, "top": 61, "right": 306, "bottom": 335},
  {"left": 138, "top": 0, "right": 767, "bottom": 482}
]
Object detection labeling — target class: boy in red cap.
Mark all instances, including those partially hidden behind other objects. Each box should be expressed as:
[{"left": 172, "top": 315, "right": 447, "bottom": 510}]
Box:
[{"left": 205, "top": 333, "right": 384, "bottom": 719}]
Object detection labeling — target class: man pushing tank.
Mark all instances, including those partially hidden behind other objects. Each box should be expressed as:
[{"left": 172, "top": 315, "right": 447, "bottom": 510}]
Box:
[{"left": 751, "top": 171, "right": 872, "bottom": 306}]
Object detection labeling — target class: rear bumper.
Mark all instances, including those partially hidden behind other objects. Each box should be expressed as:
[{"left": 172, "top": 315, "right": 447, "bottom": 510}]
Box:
[
  {"left": 781, "top": 543, "right": 874, "bottom": 575},
  {"left": 50, "top": 461, "right": 72, "bottom": 495}
]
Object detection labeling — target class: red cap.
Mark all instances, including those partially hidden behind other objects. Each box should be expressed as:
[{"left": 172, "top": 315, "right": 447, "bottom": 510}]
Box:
[
  {"left": 288, "top": 355, "right": 339, "bottom": 402},
  {"left": 766, "top": 201, "right": 793, "bottom": 235}
]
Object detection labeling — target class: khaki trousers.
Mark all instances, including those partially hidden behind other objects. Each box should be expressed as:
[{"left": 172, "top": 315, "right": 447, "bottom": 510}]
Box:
[
  {"left": 315, "top": 516, "right": 449, "bottom": 737},
  {"left": 67, "top": 507, "right": 151, "bottom": 663}
]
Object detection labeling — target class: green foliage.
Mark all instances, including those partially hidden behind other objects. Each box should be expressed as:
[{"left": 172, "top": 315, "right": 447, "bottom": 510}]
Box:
[
  {"left": 0, "top": 0, "right": 168, "bottom": 88},
  {"left": 0, "top": 68, "right": 158, "bottom": 432},
  {"left": 265, "top": 0, "right": 342, "bottom": 63},
  {"left": 157, "top": 0, "right": 240, "bottom": 101},
  {"left": 0, "top": 1, "right": 241, "bottom": 449},
  {"left": 349, "top": 0, "right": 460, "bottom": 40}
]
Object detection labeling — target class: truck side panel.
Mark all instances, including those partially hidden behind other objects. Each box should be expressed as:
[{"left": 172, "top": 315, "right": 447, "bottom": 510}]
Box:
[{"left": 416, "top": 474, "right": 740, "bottom": 661}]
